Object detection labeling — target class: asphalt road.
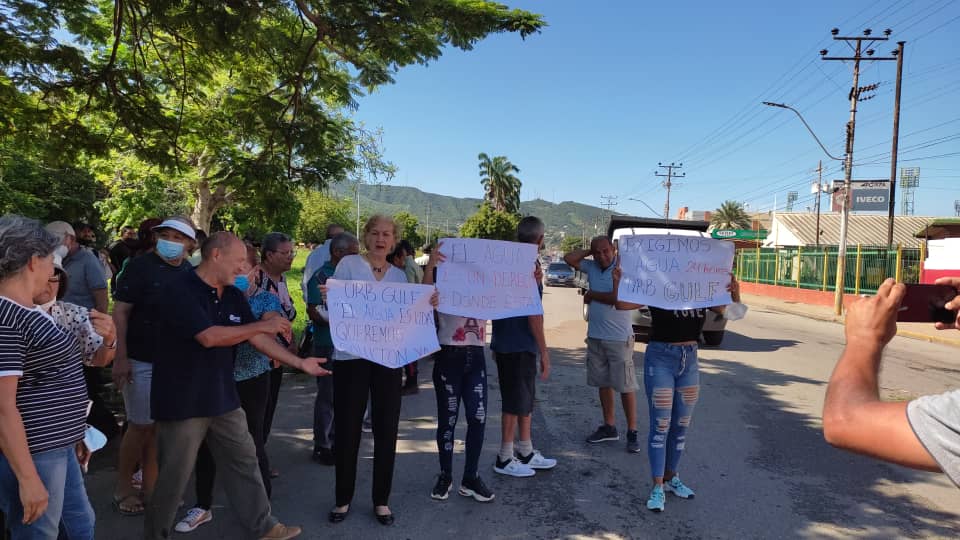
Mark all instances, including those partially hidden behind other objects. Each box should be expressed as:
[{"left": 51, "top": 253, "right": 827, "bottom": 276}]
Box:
[{"left": 87, "top": 286, "right": 960, "bottom": 539}]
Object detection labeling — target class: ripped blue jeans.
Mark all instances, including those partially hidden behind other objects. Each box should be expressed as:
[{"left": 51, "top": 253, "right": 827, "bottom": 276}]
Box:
[
  {"left": 433, "top": 345, "right": 487, "bottom": 481},
  {"left": 643, "top": 341, "right": 700, "bottom": 479}
]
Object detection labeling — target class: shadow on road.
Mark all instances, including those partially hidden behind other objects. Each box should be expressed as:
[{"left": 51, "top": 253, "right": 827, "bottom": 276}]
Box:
[
  {"left": 698, "top": 356, "right": 959, "bottom": 537},
  {"left": 712, "top": 330, "right": 800, "bottom": 352}
]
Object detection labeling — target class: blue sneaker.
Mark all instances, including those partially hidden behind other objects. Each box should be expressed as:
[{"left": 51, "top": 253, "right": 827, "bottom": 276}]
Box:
[
  {"left": 664, "top": 476, "right": 695, "bottom": 499},
  {"left": 646, "top": 485, "right": 665, "bottom": 512}
]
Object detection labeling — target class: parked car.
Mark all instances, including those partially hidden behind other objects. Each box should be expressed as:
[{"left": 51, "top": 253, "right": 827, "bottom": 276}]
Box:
[
  {"left": 544, "top": 262, "right": 576, "bottom": 287},
  {"left": 577, "top": 215, "right": 729, "bottom": 347}
]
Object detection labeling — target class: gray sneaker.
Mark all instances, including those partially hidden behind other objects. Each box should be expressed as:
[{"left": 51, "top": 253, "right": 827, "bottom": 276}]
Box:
[
  {"left": 586, "top": 424, "right": 619, "bottom": 443},
  {"left": 626, "top": 430, "right": 642, "bottom": 453}
]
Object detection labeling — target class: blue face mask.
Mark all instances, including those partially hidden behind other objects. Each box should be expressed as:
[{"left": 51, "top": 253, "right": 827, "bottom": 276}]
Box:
[
  {"left": 234, "top": 275, "right": 250, "bottom": 292},
  {"left": 156, "top": 238, "right": 184, "bottom": 260}
]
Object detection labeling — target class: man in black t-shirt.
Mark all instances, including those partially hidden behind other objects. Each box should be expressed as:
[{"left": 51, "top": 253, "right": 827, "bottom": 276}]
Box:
[
  {"left": 111, "top": 217, "right": 196, "bottom": 514},
  {"left": 144, "top": 232, "right": 329, "bottom": 540}
]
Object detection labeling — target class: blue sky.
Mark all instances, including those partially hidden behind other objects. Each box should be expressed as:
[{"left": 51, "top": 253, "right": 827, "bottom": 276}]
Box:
[{"left": 352, "top": 0, "right": 960, "bottom": 218}]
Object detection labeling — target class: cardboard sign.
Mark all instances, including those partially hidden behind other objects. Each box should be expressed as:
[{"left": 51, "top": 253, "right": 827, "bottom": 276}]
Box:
[
  {"left": 326, "top": 279, "right": 440, "bottom": 368},
  {"left": 617, "top": 234, "right": 735, "bottom": 310},
  {"left": 435, "top": 238, "right": 543, "bottom": 320}
]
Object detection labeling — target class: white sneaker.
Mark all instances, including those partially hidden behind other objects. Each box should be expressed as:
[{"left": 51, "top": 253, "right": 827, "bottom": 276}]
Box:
[
  {"left": 174, "top": 507, "right": 213, "bottom": 533},
  {"left": 493, "top": 456, "right": 535, "bottom": 477},
  {"left": 517, "top": 450, "right": 557, "bottom": 470}
]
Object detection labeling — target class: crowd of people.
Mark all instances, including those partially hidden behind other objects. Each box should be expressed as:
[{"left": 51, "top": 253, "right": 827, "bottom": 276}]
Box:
[{"left": 0, "top": 209, "right": 958, "bottom": 540}]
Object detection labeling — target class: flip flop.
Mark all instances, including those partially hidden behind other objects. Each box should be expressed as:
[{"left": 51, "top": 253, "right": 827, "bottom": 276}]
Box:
[{"left": 112, "top": 493, "right": 145, "bottom": 516}]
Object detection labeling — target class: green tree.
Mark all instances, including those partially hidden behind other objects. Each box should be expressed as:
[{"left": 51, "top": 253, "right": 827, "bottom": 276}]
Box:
[
  {"left": 711, "top": 200, "right": 752, "bottom": 230},
  {"left": 393, "top": 211, "right": 423, "bottom": 248},
  {"left": 478, "top": 153, "right": 522, "bottom": 214},
  {"left": 297, "top": 190, "right": 355, "bottom": 244},
  {"left": 459, "top": 202, "right": 520, "bottom": 241},
  {"left": 2, "top": 2, "right": 545, "bottom": 230},
  {"left": 560, "top": 235, "right": 585, "bottom": 254}
]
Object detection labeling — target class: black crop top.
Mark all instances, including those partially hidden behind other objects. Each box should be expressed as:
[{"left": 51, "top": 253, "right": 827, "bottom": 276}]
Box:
[{"left": 649, "top": 307, "right": 709, "bottom": 343}]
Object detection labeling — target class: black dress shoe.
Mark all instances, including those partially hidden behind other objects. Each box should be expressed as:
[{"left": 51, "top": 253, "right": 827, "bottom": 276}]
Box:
[
  {"left": 328, "top": 509, "right": 348, "bottom": 523},
  {"left": 374, "top": 511, "right": 394, "bottom": 526}
]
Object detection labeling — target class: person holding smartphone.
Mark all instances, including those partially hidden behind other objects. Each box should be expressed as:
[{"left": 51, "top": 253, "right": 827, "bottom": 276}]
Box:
[{"left": 823, "top": 277, "right": 960, "bottom": 487}]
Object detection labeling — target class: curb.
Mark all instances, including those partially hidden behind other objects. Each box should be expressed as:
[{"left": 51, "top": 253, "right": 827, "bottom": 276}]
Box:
[
  {"left": 749, "top": 301, "right": 960, "bottom": 349},
  {"left": 895, "top": 330, "right": 960, "bottom": 348}
]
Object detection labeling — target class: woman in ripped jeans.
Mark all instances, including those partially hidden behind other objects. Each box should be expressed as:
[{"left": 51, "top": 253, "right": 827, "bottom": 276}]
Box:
[
  {"left": 642, "top": 275, "right": 740, "bottom": 512},
  {"left": 422, "top": 244, "right": 495, "bottom": 503}
]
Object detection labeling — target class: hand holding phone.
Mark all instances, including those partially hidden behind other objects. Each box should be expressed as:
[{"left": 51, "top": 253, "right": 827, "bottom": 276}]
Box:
[{"left": 896, "top": 284, "right": 958, "bottom": 324}]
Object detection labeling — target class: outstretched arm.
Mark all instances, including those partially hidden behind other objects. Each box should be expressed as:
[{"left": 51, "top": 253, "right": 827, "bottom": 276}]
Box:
[{"left": 822, "top": 278, "right": 939, "bottom": 472}]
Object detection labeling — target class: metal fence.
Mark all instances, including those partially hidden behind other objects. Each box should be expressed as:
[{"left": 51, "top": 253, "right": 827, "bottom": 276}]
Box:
[{"left": 736, "top": 243, "right": 925, "bottom": 295}]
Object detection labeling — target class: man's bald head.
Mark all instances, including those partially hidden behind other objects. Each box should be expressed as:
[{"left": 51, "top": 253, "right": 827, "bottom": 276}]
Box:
[
  {"left": 199, "top": 232, "right": 246, "bottom": 287},
  {"left": 590, "top": 235, "right": 615, "bottom": 270}
]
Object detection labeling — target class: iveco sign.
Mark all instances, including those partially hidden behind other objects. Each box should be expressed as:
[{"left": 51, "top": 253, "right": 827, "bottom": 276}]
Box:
[{"left": 831, "top": 180, "right": 891, "bottom": 212}]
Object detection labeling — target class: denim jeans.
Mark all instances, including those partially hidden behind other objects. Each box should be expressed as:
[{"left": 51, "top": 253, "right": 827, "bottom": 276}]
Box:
[
  {"left": 643, "top": 341, "right": 700, "bottom": 479},
  {"left": 433, "top": 345, "right": 488, "bottom": 481},
  {"left": 0, "top": 445, "right": 94, "bottom": 540}
]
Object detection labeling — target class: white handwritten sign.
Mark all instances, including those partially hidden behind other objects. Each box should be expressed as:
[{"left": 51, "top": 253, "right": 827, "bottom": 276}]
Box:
[
  {"left": 617, "top": 234, "right": 735, "bottom": 310},
  {"left": 327, "top": 279, "right": 440, "bottom": 368},
  {"left": 435, "top": 238, "right": 543, "bottom": 320}
]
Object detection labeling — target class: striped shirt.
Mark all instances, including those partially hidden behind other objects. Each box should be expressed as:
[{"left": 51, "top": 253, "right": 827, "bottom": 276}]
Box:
[{"left": 0, "top": 296, "right": 88, "bottom": 454}]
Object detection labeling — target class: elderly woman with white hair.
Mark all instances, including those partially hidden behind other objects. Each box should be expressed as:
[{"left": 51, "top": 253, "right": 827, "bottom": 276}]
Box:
[{"left": 0, "top": 214, "right": 96, "bottom": 540}]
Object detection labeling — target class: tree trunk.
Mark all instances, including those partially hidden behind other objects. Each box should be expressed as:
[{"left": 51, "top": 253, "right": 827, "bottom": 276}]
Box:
[{"left": 192, "top": 179, "right": 228, "bottom": 233}]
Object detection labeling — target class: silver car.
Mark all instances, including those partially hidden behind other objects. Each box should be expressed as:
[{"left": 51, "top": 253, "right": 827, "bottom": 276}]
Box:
[{"left": 544, "top": 262, "right": 576, "bottom": 287}]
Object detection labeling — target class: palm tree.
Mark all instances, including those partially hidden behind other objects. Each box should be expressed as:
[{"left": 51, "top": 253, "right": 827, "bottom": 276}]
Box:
[
  {"left": 711, "top": 200, "right": 752, "bottom": 229},
  {"left": 478, "top": 152, "right": 522, "bottom": 214}
]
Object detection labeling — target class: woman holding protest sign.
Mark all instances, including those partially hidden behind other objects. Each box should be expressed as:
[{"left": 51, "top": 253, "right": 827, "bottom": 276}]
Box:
[
  {"left": 630, "top": 264, "right": 742, "bottom": 513},
  {"left": 326, "top": 214, "right": 439, "bottom": 526}
]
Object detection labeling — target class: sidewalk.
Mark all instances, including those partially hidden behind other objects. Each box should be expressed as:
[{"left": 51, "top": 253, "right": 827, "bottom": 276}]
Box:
[{"left": 741, "top": 292, "right": 960, "bottom": 348}]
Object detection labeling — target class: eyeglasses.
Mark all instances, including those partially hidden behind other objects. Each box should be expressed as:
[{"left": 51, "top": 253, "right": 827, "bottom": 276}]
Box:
[{"left": 273, "top": 250, "right": 297, "bottom": 258}]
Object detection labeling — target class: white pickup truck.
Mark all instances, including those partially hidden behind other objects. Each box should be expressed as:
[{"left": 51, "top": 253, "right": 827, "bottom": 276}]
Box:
[{"left": 577, "top": 215, "right": 729, "bottom": 347}]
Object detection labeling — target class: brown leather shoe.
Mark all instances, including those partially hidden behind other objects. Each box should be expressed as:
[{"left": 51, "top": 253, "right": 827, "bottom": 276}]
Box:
[{"left": 259, "top": 523, "right": 302, "bottom": 540}]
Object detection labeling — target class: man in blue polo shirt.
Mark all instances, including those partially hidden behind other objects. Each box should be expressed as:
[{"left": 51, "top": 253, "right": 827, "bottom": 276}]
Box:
[
  {"left": 490, "top": 216, "right": 557, "bottom": 478},
  {"left": 144, "top": 232, "right": 330, "bottom": 540},
  {"left": 565, "top": 236, "right": 642, "bottom": 452}
]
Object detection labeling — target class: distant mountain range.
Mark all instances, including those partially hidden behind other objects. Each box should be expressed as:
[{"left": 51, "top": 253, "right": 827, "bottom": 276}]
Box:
[{"left": 329, "top": 183, "right": 613, "bottom": 244}]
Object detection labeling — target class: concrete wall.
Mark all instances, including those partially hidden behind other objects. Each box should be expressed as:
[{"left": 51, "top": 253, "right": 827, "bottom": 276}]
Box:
[{"left": 740, "top": 281, "right": 860, "bottom": 308}]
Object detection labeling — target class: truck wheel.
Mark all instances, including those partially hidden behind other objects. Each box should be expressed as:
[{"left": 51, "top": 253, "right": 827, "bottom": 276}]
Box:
[{"left": 702, "top": 330, "right": 724, "bottom": 347}]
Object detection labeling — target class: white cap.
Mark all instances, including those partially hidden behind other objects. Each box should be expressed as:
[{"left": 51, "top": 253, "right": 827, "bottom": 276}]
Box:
[
  {"left": 45, "top": 221, "right": 76, "bottom": 240},
  {"left": 152, "top": 218, "right": 196, "bottom": 241}
]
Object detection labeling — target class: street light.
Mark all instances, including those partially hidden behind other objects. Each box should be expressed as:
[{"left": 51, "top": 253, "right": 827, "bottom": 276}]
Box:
[
  {"left": 762, "top": 102, "right": 843, "bottom": 162},
  {"left": 628, "top": 197, "right": 665, "bottom": 219},
  {"left": 763, "top": 101, "right": 849, "bottom": 315}
]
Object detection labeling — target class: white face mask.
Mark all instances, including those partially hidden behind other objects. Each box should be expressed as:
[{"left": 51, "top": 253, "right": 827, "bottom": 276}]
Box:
[
  {"left": 38, "top": 299, "right": 56, "bottom": 312},
  {"left": 54, "top": 245, "right": 69, "bottom": 259}
]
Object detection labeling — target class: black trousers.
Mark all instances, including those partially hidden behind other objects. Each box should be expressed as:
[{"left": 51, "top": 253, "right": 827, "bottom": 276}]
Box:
[
  {"left": 237, "top": 372, "right": 272, "bottom": 497},
  {"left": 333, "top": 360, "right": 402, "bottom": 507},
  {"left": 193, "top": 371, "right": 274, "bottom": 508},
  {"left": 263, "top": 365, "right": 284, "bottom": 443}
]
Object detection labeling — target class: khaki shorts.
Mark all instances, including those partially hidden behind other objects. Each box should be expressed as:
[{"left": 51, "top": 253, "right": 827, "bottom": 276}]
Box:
[{"left": 586, "top": 337, "right": 638, "bottom": 393}]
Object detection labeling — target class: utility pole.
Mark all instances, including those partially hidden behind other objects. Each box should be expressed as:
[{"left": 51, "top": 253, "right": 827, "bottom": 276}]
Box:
[
  {"left": 425, "top": 202, "right": 431, "bottom": 246},
  {"left": 600, "top": 195, "right": 618, "bottom": 229},
  {"left": 822, "top": 28, "right": 897, "bottom": 315},
  {"left": 814, "top": 160, "right": 823, "bottom": 248},
  {"left": 887, "top": 40, "right": 906, "bottom": 247},
  {"left": 655, "top": 162, "right": 684, "bottom": 221}
]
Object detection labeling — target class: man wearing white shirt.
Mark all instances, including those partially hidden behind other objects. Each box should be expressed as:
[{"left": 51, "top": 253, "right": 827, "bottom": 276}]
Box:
[{"left": 301, "top": 224, "right": 344, "bottom": 302}]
